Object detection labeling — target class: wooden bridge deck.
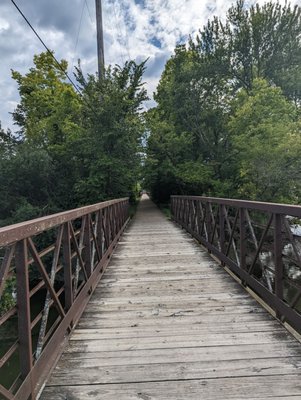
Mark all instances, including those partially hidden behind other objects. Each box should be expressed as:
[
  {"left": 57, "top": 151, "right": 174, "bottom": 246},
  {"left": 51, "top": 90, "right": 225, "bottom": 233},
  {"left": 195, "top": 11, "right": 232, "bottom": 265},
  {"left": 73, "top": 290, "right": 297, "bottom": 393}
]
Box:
[{"left": 41, "top": 195, "right": 301, "bottom": 400}]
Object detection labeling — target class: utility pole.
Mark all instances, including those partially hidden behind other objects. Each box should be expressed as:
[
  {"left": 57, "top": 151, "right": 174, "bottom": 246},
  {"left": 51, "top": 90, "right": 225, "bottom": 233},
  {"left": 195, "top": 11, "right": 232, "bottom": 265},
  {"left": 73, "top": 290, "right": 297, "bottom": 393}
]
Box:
[{"left": 95, "top": 0, "right": 105, "bottom": 78}]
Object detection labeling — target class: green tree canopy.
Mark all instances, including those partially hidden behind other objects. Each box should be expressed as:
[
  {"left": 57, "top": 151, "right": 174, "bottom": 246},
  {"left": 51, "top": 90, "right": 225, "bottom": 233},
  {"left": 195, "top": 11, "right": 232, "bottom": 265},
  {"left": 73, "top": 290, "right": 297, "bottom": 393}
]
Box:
[
  {"left": 229, "top": 79, "right": 301, "bottom": 202},
  {"left": 145, "top": 0, "right": 301, "bottom": 204},
  {"left": 74, "top": 60, "right": 148, "bottom": 204}
]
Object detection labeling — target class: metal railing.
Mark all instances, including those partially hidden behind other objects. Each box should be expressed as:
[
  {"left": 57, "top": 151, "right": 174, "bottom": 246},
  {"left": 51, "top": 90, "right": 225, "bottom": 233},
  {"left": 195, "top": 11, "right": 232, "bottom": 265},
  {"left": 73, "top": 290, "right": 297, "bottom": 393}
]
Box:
[
  {"left": 171, "top": 196, "right": 301, "bottom": 333},
  {"left": 0, "top": 198, "right": 129, "bottom": 400}
]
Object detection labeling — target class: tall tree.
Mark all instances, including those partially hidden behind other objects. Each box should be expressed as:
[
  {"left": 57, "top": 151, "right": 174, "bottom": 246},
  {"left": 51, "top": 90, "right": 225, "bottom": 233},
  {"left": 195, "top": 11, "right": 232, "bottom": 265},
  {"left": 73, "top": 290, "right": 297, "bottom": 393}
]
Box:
[
  {"left": 229, "top": 79, "right": 301, "bottom": 202},
  {"left": 11, "top": 52, "right": 83, "bottom": 210},
  {"left": 74, "top": 60, "right": 148, "bottom": 204},
  {"left": 145, "top": 0, "right": 301, "bottom": 203}
]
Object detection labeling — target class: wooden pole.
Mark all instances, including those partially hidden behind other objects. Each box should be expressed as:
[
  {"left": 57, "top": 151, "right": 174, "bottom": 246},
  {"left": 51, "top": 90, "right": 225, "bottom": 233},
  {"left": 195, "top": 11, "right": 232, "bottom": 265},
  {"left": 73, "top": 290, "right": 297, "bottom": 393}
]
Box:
[{"left": 95, "top": 0, "right": 105, "bottom": 78}]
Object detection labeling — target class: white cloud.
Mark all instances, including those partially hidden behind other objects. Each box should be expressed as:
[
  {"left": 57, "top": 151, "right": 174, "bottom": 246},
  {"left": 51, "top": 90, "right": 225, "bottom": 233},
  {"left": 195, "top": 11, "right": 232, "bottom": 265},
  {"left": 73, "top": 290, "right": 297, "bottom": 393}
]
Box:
[{"left": 0, "top": 0, "right": 299, "bottom": 131}]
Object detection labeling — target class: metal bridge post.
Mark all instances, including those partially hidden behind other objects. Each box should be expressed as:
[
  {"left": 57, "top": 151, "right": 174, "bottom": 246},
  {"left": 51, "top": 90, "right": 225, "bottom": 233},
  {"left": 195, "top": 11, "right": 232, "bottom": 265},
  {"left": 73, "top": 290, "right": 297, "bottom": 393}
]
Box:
[
  {"left": 274, "top": 213, "right": 283, "bottom": 319},
  {"left": 63, "top": 222, "right": 73, "bottom": 311},
  {"left": 239, "top": 208, "right": 246, "bottom": 271},
  {"left": 219, "top": 205, "right": 225, "bottom": 256},
  {"left": 15, "top": 239, "right": 33, "bottom": 391}
]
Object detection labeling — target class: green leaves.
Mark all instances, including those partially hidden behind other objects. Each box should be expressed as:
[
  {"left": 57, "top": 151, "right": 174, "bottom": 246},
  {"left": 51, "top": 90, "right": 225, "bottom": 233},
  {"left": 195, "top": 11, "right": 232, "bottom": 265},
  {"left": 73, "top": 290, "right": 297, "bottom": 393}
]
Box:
[
  {"left": 12, "top": 52, "right": 82, "bottom": 147},
  {"left": 0, "top": 53, "right": 148, "bottom": 226},
  {"left": 73, "top": 59, "right": 148, "bottom": 205},
  {"left": 229, "top": 79, "right": 301, "bottom": 202},
  {"left": 145, "top": 1, "right": 301, "bottom": 204}
]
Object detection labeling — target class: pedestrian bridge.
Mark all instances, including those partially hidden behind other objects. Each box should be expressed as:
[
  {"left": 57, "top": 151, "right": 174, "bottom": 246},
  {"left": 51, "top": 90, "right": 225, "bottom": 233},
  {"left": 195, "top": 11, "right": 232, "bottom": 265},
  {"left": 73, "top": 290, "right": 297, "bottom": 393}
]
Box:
[{"left": 0, "top": 195, "right": 301, "bottom": 399}]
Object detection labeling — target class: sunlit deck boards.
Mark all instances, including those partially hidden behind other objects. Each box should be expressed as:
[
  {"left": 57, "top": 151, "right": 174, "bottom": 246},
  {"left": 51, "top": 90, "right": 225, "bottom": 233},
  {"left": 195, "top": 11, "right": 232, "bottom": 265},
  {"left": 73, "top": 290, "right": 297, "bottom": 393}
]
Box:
[{"left": 41, "top": 195, "right": 301, "bottom": 400}]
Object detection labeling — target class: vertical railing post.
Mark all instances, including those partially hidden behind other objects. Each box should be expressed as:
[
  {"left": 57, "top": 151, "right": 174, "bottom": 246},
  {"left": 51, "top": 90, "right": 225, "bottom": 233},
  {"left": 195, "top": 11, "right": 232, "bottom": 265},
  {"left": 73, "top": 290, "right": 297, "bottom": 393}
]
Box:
[
  {"left": 118, "top": 202, "right": 122, "bottom": 230},
  {"left": 120, "top": 202, "right": 124, "bottom": 228},
  {"left": 274, "top": 213, "right": 283, "bottom": 319},
  {"left": 103, "top": 208, "right": 110, "bottom": 252},
  {"left": 174, "top": 198, "right": 178, "bottom": 222},
  {"left": 188, "top": 199, "right": 192, "bottom": 228},
  {"left": 111, "top": 205, "right": 116, "bottom": 239},
  {"left": 195, "top": 200, "right": 201, "bottom": 235},
  {"left": 206, "top": 202, "right": 212, "bottom": 245},
  {"left": 125, "top": 200, "right": 128, "bottom": 223},
  {"left": 178, "top": 197, "right": 182, "bottom": 223},
  {"left": 83, "top": 215, "right": 92, "bottom": 276},
  {"left": 63, "top": 222, "right": 73, "bottom": 311},
  {"left": 116, "top": 203, "right": 120, "bottom": 232},
  {"left": 16, "top": 239, "right": 33, "bottom": 387},
  {"left": 219, "top": 205, "right": 225, "bottom": 256},
  {"left": 170, "top": 197, "right": 174, "bottom": 219},
  {"left": 239, "top": 208, "right": 246, "bottom": 271},
  {"left": 97, "top": 210, "right": 103, "bottom": 260},
  {"left": 108, "top": 206, "right": 113, "bottom": 245},
  {"left": 183, "top": 199, "right": 188, "bottom": 228},
  {"left": 191, "top": 200, "right": 195, "bottom": 232},
  {"left": 122, "top": 201, "right": 125, "bottom": 224},
  {"left": 179, "top": 198, "right": 183, "bottom": 225}
]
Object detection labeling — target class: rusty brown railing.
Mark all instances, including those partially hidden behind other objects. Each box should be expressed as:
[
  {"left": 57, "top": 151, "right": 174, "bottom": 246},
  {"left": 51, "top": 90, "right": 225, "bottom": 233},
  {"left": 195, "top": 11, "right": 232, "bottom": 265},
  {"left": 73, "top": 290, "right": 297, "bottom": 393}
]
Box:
[
  {"left": 171, "top": 196, "right": 301, "bottom": 333},
  {"left": 0, "top": 198, "right": 129, "bottom": 400}
]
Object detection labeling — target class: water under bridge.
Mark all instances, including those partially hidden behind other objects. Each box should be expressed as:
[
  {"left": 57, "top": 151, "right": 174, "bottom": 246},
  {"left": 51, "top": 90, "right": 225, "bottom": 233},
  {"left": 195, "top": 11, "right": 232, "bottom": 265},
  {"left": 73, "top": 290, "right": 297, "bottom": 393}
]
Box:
[{"left": 0, "top": 194, "right": 301, "bottom": 399}]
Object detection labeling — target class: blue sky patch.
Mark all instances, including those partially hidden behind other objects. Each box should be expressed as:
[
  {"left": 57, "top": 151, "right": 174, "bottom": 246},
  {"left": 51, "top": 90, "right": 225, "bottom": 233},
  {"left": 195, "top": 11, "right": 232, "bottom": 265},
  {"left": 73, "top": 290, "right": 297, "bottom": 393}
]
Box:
[{"left": 150, "top": 37, "right": 162, "bottom": 49}]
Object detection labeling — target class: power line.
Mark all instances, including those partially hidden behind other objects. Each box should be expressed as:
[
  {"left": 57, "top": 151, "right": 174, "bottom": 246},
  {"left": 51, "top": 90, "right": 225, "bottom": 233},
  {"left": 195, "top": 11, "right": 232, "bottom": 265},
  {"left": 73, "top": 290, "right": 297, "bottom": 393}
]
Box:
[
  {"left": 70, "top": 0, "right": 86, "bottom": 74},
  {"left": 10, "top": 0, "right": 100, "bottom": 118},
  {"left": 10, "top": 0, "right": 82, "bottom": 96},
  {"left": 84, "top": 0, "right": 94, "bottom": 24}
]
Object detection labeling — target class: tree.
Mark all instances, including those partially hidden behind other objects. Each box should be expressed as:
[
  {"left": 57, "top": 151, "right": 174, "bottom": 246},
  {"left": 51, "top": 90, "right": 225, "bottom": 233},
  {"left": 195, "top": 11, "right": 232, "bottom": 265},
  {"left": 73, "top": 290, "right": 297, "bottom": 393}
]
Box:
[
  {"left": 195, "top": 1, "right": 301, "bottom": 99},
  {"left": 74, "top": 60, "right": 148, "bottom": 204},
  {"left": 145, "top": 44, "right": 234, "bottom": 202},
  {"left": 229, "top": 79, "right": 301, "bottom": 202},
  {"left": 0, "top": 144, "right": 54, "bottom": 226},
  {"left": 12, "top": 52, "right": 82, "bottom": 146},
  {"left": 11, "top": 52, "right": 83, "bottom": 210},
  {"left": 145, "top": 1, "right": 301, "bottom": 203}
]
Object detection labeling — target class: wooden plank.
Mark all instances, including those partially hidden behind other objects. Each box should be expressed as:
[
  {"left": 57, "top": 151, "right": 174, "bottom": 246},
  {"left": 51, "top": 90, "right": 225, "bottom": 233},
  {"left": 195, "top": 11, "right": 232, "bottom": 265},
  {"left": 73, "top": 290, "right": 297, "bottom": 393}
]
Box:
[
  {"left": 40, "top": 375, "right": 301, "bottom": 399},
  {"left": 77, "top": 312, "right": 276, "bottom": 329},
  {"left": 58, "top": 342, "right": 301, "bottom": 363},
  {"left": 79, "top": 305, "right": 267, "bottom": 321},
  {"left": 69, "top": 322, "right": 285, "bottom": 340},
  {"left": 64, "top": 330, "right": 295, "bottom": 353},
  {"left": 47, "top": 357, "right": 301, "bottom": 386}
]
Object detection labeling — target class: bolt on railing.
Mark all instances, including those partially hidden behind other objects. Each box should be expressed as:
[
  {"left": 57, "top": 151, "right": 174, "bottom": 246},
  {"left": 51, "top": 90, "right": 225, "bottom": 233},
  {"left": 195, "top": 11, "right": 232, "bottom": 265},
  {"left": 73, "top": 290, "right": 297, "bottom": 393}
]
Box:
[
  {"left": 0, "top": 198, "right": 129, "bottom": 400},
  {"left": 171, "top": 196, "right": 301, "bottom": 333}
]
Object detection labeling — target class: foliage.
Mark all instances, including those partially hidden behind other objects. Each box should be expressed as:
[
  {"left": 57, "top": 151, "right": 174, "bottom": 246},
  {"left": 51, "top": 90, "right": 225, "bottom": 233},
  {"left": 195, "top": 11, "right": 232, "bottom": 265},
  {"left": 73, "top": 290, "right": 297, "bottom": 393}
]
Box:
[
  {"left": 145, "top": 0, "right": 301, "bottom": 204},
  {"left": 11, "top": 52, "right": 83, "bottom": 211},
  {"left": 195, "top": 0, "right": 301, "bottom": 99},
  {"left": 0, "top": 143, "right": 55, "bottom": 226},
  {"left": 12, "top": 52, "right": 82, "bottom": 146},
  {"left": 0, "top": 278, "right": 16, "bottom": 317},
  {"left": 74, "top": 60, "right": 148, "bottom": 204},
  {"left": 229, "top": 79, "right": 301, "bottom": 202},
  {"left": 0, "top": 52, "right": 148, "bottom": 227}
]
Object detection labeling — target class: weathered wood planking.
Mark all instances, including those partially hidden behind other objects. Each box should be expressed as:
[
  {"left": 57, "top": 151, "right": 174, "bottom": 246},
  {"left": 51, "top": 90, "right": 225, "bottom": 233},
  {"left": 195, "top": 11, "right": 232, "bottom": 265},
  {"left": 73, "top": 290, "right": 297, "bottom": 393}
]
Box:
[{"left": 41, "top": 195, "right": 301, "bottom": 400}]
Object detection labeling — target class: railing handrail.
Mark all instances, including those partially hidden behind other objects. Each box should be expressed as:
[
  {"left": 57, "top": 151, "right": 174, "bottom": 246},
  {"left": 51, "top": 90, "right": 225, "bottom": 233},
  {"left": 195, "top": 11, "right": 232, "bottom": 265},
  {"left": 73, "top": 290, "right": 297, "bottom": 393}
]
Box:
[
  {"left": 171, "top": 195, "right": 301, "bottom": 217},
  {"left": 0, "top": 197, "right": 129, "bottom": 247}
]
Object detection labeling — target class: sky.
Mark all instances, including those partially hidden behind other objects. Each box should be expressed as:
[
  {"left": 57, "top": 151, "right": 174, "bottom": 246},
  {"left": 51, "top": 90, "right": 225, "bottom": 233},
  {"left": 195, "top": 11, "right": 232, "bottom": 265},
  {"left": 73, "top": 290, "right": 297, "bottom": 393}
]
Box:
[{"left": 0, "top": 0, "right": 299, "bottom": 131}]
